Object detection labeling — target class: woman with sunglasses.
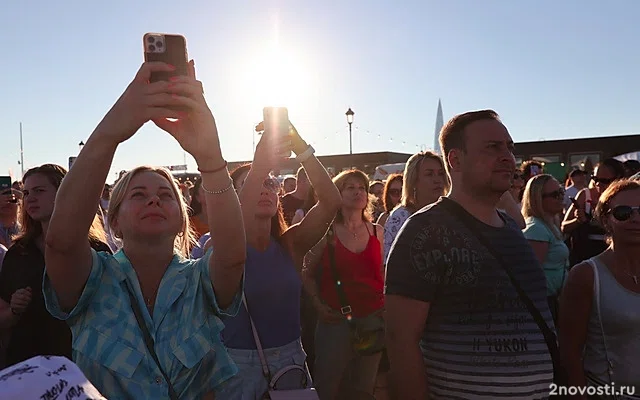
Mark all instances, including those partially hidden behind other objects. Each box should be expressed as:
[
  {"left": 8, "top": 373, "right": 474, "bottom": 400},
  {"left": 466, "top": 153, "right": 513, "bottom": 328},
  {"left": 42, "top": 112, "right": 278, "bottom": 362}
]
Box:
[
  {"left": 217, "top": 123, "right": 341, "bottom": 399},
  {"left": 559, "top": 179, "right": 640, "bottom": 395},
  {"left": 375, "top": 174, "right": 402, "bottom": 228},
  {"left": 562, "top": 158, "right": 625, "bottom": 266},
  {"left": 521, "top": 174, "right": 570, "bottom": 324},
  {"left": 382, "top": 152, "right": 448, "bottom": 264}
]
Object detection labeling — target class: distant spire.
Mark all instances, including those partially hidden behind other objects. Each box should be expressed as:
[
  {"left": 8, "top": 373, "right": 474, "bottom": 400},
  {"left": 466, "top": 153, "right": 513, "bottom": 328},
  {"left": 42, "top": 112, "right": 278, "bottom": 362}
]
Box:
[{"left": 433, "top": 99, "right": 444, "bottom": 154}]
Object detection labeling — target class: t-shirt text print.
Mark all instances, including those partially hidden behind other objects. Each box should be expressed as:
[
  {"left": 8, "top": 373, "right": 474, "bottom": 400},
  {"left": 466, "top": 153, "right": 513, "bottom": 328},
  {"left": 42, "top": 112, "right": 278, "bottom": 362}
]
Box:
[
  {"left": 0, "top": 356, "right": 105, "bottom": 400},
  {"left": 385, "top": 198, "right": 554, "bottom": 399}
]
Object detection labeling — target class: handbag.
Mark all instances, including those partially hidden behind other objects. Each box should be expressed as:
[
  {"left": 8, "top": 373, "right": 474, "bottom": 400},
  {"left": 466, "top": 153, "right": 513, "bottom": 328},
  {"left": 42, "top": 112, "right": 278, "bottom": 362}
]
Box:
[
  {"left": 439, "top": 200, "right": 568, "bottom": 398},
  {"left": 242, "top": 295, "right": 319, "bottom": 400},
  {"left": 325, "top": 227, "right": 385, "bottom": 357},
  {"left": 125, "top": 284, "right": 179, "bottom": 400}
]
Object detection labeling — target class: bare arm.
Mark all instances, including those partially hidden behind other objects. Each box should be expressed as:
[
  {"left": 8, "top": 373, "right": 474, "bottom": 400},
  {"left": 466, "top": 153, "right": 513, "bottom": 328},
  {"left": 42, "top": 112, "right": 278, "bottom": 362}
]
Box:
[
  {"left": 0, "top": 298, "right": 19, "bottom": 331},
  {"left": 562, "top": 189, "right": 587, "bottom": 234},
  {"left": 386, "top": 294, "right": 430, "bottom": 400},
  {"left": 45, "top": 133, "right": 117, "bottom": 311},
  {"left": 201, "top": 165, "right": 246, "bottom": 309},
  {"left": 528, "top": 240, "right": 550, "bottom": 265},
  {"left": 497, "top": 191, "right": 525, "bottom": 229},
  {"left": 300, "top": 238, "right": 327, "bottom": 307},
  {"left": 284, "top": 152, "right": 341, "bottom": 262},
  {"left": 558, "top": 262, "right": 593, "bottom": 398}
]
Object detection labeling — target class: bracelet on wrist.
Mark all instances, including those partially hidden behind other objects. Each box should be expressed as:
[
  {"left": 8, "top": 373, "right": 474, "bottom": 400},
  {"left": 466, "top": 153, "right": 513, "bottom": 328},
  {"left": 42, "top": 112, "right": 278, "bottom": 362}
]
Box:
[{"left": 201, "top": 177, "right": 234, "bottom": 195}]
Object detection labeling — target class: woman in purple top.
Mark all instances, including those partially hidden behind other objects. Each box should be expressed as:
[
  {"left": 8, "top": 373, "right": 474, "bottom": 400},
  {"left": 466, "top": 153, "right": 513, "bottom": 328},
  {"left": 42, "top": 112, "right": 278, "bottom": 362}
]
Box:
[{"left": 216, "top": 122, "right": 341, "bottom": 399}]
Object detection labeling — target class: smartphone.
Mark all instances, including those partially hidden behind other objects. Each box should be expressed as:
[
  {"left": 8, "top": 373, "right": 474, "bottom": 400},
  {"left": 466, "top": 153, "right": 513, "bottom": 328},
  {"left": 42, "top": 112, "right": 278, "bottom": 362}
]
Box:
[
  {"left": 143, "top": 33, "right": 188, "bottom": 83},
  {"left": 263, "top": 107, "right": 291, "bottom": 157},
  {"left": 0, "top": 176, "right": 11, "bottom": 192}
]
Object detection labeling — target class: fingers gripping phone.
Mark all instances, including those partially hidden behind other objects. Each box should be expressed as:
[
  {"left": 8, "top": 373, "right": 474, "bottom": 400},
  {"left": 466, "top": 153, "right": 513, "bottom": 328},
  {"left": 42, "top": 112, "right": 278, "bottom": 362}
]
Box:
[
  {"left": 263, "top": 107, "right": 291, "bottom": 157},
  {"left": 143, "top": 33, "right": 188, "bottom": 83}
]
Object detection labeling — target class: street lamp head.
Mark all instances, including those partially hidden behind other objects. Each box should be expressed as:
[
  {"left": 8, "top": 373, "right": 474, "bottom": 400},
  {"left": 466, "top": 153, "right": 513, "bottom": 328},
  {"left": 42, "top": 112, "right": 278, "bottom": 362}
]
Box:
[{"left": 345, "top": 108, "right": 354, "bottom": 124}]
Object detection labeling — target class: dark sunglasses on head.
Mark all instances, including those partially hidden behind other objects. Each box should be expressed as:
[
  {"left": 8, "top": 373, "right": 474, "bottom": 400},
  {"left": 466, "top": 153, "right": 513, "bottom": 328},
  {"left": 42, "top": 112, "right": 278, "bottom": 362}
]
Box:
[
  {"left": 592, "top": 177, "right": 614, "bottom": 185},
  {"left": 542, "top": 188, "right": 565, "bottom": 200},
  {"left": 609, "top": 205, "right": 640, "bottom": 222},
  {"left": 388, "top": 188, "right": 401, "bottom": 197}
]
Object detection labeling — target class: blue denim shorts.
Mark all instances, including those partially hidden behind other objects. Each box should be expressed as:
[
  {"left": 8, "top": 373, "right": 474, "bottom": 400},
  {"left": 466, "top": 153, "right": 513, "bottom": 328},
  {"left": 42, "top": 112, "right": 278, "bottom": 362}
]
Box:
[{"left": 216, "top": 338, "right": 312, "bottom": 400}]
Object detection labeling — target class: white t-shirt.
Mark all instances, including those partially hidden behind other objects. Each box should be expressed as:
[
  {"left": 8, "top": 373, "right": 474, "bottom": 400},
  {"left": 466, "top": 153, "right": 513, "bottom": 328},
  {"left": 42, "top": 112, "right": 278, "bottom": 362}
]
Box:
[
  {"left": 383, "top": 206, "right": 412, "bottom": 264},
  {"left": 0, "top": 356, "right": 106, "bottom": 399},
  {"left": 0, "top": 244, "right": 6, "bottom": 274}
]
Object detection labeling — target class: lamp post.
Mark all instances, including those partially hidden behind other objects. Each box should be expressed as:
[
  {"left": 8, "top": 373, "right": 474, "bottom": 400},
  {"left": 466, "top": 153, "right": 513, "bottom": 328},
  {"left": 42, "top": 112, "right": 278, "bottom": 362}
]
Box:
[{"left": 345, "top": 108, "right": 355, "bottom": 154}]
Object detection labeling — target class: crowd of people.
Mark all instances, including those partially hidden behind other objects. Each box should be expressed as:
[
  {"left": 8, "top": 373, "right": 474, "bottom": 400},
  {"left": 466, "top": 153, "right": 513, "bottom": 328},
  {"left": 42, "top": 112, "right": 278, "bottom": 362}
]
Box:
[{"left": 0, "top": 61, "right": 639, "bottom": 400}]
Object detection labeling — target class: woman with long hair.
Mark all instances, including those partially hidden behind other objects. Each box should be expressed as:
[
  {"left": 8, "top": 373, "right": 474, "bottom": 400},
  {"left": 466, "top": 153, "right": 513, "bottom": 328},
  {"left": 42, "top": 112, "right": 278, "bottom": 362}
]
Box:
[
  {"left": 560, "top": 179, "right": 640, "bottom": 395},
  {"left": 188, "top": 178, "right": 209, "bottom": 240},
  {"left": 0, "top": 164, "right": 109, "bottom": 368},
  {"left": 382, "top": 152, "right": 449, "bottom": 264},
  {"left": 562, "top": 158, "right": 626, "bottom": 265},
  {"left": 302, "top": 169, "right": 385, "bottom": 399},
  {"left": 216, "top": 123, "right": 340, "bottom": 398},
  {"left": 42, "top": 61, "right": 246, "bottom": 399},
  {"left": 521, "top": 174, "right": 569, "bottom": 323},
  {"left": 375, "top": 174, "right": 403, "bottom": 228}
]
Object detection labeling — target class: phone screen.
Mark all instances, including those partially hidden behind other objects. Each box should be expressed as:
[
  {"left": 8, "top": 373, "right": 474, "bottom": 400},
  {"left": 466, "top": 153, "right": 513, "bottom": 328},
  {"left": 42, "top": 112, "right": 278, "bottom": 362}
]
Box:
[
  {"left": 0, "top": 176, "right": 11, "bottom": 192},
  {"left": 263, "top": 107, "right": 289, "bottom": 136}
]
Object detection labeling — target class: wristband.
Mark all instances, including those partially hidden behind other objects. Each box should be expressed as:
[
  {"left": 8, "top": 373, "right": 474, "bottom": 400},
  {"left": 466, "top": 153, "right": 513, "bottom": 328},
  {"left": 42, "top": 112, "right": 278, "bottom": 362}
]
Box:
[{"left": 295, "top": 145, "right": 315, "bottom": 164}]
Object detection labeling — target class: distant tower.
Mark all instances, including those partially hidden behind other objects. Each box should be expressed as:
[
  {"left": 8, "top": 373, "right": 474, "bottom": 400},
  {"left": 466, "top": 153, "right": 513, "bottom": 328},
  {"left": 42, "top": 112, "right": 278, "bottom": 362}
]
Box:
[{"left": 433, "top": 99, "right": 444, "bottom": 154}]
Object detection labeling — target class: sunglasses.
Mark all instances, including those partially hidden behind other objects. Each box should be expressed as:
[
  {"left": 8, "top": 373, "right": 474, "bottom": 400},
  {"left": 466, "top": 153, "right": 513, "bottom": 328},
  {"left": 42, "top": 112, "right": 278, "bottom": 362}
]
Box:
[
  {"left": 388, "top": 188, "right": 402, "bottom": 197},
  {"left": 240, "top": 176, "right": 281, "bottom": 194},
  {"left": 542, "top": 188, "right": 565, "bottom": 200},
  {"left": 609, "top": 205, "right": 640, "bottom": 222},
  {"left": 592, "top": 177, "right": 614, "bottom": 185}
]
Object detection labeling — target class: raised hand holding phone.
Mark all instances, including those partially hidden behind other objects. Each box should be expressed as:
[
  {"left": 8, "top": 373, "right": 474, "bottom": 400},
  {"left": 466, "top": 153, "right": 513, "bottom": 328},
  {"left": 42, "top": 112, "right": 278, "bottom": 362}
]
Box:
[{"left": 153, "top": 60, "right": 223, "bottom": 168}]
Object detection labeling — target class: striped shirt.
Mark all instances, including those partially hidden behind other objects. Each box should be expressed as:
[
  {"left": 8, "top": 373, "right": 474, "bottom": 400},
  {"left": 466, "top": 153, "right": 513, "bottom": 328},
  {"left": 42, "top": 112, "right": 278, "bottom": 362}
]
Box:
[
  {"left": 386, "top": 197, "right": 554, "bottom": 399},
  {"left": 43, "top": 248, "right": 243, "bottom": 400}
]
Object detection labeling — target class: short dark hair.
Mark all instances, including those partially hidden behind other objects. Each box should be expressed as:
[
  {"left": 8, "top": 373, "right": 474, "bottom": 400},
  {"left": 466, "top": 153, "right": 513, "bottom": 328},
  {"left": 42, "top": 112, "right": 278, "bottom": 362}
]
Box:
[
  {"left": 439, "top": 109, "right": 500, "bottom": 168},
  {"left": 569, "top": 169, "right": 586, "bottom": 178}
]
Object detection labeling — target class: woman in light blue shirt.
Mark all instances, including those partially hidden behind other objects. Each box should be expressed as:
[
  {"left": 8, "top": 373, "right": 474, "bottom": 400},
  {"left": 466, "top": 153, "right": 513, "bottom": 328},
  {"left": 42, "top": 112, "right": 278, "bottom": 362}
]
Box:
[
  {"left": 42, "top": 60, "right": 246, "bottom": 400},
  {"left": 522, "top": 174, "right": 570, "bottom": 324}
]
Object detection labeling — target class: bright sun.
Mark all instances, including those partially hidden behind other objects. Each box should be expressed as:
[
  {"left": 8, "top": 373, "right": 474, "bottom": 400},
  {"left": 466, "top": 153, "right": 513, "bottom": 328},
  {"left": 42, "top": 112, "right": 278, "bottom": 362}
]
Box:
[{"left": 241, "top": 40, "right": 310, "bottom": 109}]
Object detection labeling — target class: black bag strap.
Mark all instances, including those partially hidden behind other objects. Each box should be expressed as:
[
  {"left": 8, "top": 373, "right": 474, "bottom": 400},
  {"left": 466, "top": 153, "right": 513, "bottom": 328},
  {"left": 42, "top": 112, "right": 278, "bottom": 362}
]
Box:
[
  {"left": 125, "top": 285, "right": 179, "bottom": 400},
  {"left": 326, "top": 227, "right": 354, "bottom": 320},
  {"left": 439, "top": 200, "right": 563, "bottom": 382}
]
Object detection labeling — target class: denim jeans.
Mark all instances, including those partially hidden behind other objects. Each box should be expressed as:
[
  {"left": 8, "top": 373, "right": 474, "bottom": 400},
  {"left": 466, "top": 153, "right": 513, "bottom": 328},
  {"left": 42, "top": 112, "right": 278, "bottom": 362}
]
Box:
[
  {"left": 313, "top": 320, "right": 382, "bottom": 399},
  {"left": 216, "top": 338, "right": 312, "bottom": 400}
]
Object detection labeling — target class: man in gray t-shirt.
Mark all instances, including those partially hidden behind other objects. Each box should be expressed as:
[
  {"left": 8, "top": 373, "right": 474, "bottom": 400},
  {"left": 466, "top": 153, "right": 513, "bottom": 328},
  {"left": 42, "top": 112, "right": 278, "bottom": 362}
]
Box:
[{"left": 385, "top": 110, "right": 554, "bottom": 399}]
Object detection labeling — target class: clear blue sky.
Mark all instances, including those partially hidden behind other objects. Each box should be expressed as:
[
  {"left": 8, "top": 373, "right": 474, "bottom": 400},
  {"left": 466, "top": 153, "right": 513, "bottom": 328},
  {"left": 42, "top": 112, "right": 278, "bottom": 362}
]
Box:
[{"left": 2, "top": 0, "right": 640, "bottom": 182}]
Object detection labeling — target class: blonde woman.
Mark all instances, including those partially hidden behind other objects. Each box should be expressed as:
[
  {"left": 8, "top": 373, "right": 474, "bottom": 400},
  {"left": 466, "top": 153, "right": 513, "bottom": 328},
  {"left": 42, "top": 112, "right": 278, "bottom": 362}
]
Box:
[
  {"left": 521, "top": 174, "right": 569, "bottom": 323},
  {"left": 42, "top": 61, "right": 245, "bottom": 399},
  {"left": 382, "top": 152, "right": 449, "bottom": 264}
]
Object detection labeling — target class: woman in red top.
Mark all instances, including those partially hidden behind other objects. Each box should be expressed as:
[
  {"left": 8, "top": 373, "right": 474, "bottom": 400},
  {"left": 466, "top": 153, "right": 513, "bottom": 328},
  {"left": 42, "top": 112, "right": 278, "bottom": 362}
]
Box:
[{"left": 302, "top": 169, "right": 384, "bottom": 399}]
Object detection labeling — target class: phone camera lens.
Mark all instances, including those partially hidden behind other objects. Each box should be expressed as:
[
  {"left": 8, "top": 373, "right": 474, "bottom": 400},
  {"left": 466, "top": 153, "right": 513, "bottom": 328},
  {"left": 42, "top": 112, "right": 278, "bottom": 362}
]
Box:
[
  {"left": 149, "top": 44, "right": 156, "bottom": 52},
  {"left": 156, "top": 41, "right": 163, "bottom": 48},
  {"left": 147, "top": 36, "right": 155, "bottom": 43}
]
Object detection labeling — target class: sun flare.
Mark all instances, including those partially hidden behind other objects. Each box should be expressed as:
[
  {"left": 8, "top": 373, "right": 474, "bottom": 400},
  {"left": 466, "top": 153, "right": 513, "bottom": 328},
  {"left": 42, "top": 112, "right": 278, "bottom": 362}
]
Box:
[{"left": 240, "top": 40, "right": 311, "bottom": 109}]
